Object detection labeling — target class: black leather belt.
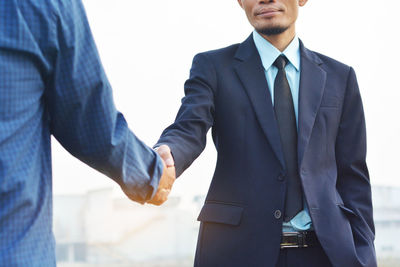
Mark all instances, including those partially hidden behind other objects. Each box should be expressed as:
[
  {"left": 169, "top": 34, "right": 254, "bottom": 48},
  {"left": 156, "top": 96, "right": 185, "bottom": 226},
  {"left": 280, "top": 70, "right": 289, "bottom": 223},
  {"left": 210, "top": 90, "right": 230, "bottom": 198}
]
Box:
[{"left": 280, "top": 231, "right": 319, "bottom": 249}]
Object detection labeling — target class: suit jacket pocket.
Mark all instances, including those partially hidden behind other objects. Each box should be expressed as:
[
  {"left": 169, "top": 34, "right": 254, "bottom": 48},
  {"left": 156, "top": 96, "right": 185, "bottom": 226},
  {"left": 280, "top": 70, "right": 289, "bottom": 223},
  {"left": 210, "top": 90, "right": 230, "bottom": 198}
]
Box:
[
  {"left": 197, "top": 202, "right": 244, "bottom": 226},
  {"left": 320, "top": 94, "right": 340, "bottom": 108},
  {"left": 337, "top": 203, "right": 359, "bottom": 218},
  {"left": 337, "top": 203, "right": 375, "bottom": 248}
]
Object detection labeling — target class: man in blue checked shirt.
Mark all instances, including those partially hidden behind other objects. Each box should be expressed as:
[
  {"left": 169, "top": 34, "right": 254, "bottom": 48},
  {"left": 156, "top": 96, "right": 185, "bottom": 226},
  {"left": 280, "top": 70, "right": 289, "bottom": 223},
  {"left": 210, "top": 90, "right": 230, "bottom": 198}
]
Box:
[{"left": 0, "top": 0, "right": 176, "bottom": 266}]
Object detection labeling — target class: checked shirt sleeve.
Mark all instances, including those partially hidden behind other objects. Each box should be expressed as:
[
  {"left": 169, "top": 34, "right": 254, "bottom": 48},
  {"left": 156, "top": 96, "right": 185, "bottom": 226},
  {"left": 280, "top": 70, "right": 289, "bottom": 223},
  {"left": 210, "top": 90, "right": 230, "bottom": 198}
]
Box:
[{"left": 46, "top": 0, "right": 162, "bottom": 203}]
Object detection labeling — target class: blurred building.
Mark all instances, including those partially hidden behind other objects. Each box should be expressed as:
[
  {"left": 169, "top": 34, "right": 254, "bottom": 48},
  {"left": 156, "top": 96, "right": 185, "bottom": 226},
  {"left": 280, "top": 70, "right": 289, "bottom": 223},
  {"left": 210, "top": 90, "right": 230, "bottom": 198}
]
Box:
[
  {"left": 54, "top": 186, "right": 400, "bottom": 266},
  {"left": 372, "top": 186, "right": 400, "bottom": 262},
  {"left": 54, "top": 188, "right": 201, "bottom": 266}
]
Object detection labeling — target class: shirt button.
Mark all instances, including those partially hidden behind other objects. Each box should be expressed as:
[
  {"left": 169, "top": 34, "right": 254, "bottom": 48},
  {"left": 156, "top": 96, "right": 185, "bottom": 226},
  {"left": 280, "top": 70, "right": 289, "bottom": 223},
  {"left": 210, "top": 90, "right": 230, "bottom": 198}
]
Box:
[{"left": 274, "top": 210, "right": 282, "bottom": 219}]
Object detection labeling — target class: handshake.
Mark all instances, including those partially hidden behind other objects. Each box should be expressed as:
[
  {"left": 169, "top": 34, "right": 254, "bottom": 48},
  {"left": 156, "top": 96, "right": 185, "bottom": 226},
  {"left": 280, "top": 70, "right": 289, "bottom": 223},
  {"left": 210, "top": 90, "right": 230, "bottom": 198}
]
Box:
[{"left": 147, "top": 145, "right": 176, "bottom": 206}]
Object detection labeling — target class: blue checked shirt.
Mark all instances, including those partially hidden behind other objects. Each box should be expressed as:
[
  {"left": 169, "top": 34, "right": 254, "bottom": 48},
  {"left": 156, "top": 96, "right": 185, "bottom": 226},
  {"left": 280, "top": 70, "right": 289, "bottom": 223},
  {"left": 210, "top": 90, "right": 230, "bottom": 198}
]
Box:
[{"left": 0, "top": 0, "right": 163, "bottom": 266}]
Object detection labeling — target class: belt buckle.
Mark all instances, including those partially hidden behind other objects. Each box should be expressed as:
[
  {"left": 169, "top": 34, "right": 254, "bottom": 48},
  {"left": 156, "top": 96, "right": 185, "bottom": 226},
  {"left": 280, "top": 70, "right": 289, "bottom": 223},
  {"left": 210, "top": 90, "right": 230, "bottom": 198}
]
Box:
[{"left": 280, "top": 231, "right": 309, "bottom": 249}]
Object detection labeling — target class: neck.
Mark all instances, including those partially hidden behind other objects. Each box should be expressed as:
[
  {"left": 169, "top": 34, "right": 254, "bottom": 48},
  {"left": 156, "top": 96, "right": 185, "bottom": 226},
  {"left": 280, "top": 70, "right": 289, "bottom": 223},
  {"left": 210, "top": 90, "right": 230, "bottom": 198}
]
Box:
[{"left": 259, "top": 26, "right": 296, "bottom": 52}]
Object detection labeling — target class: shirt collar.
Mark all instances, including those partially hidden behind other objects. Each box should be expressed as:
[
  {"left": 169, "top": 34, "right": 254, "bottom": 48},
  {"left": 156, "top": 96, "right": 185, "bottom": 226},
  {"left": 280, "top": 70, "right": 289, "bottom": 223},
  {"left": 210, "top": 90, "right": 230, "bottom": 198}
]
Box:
[{"left": 252, "top": 30, "right": 300, "bottom": 72}]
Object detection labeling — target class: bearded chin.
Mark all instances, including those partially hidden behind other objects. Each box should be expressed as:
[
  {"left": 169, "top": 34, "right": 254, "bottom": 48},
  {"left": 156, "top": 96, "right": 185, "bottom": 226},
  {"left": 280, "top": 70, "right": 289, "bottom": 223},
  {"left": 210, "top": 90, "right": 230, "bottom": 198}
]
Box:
[{"left": 257, "top": 26, "right": 289, "bottom": 36}]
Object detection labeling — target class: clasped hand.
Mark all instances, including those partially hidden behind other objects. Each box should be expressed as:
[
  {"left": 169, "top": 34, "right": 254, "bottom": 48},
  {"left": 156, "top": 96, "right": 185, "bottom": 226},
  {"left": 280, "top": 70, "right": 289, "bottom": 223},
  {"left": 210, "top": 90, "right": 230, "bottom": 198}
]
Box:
[{"left": 147, "top": 145, "right": 176, "bottom": 205}]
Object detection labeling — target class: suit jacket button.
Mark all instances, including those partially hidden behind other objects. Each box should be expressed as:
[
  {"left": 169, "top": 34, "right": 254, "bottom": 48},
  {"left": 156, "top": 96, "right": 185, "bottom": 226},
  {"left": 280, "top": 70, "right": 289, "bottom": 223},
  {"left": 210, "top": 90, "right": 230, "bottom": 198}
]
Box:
[
  {"left": 278, "top": 174, "right": 285, "bottom": 181},
  {"left": 274, "top": 210, "right": 282, "bottom": 219}
]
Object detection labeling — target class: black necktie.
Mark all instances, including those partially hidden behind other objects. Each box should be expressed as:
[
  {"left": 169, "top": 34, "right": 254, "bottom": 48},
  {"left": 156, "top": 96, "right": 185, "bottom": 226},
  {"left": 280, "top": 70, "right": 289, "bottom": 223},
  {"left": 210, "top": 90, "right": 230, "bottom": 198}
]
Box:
[{"left": 273, "top": 55, "right": 303, "bottom": 222}]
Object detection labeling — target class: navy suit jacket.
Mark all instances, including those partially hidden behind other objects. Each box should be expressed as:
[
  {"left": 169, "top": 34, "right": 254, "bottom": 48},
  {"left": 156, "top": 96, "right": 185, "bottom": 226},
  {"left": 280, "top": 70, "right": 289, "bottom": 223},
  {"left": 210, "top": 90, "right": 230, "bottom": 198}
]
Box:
[{"left": 156, "top": 34, "right": 376, "bottom": 267}]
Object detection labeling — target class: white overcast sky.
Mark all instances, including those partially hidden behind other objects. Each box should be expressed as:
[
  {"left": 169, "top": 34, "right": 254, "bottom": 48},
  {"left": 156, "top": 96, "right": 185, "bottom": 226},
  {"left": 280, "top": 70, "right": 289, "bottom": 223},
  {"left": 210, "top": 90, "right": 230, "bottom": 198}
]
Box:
[{"left": 52, "top": 0, "right": 400, "bottom": 198}]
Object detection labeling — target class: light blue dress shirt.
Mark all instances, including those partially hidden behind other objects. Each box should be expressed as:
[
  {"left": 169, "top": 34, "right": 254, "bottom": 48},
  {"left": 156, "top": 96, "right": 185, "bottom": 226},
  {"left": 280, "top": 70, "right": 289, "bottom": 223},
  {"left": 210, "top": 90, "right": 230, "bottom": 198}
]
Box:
[{"left": 253, "top": 30, "right": 312, "bottom": 232}]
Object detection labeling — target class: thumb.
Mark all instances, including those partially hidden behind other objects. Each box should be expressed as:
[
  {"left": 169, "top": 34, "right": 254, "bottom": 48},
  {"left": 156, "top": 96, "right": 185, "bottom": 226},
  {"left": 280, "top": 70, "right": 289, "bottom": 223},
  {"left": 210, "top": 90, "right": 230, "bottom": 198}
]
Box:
[{"left": 157, "top": 145, "right": 174, "bottom": 167}]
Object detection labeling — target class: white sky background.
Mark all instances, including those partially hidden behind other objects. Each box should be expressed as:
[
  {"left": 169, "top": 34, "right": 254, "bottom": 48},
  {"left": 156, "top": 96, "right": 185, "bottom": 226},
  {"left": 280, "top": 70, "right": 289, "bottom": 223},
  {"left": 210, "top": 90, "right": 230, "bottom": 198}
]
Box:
[{"left": 52, "top": 0, "right": 400, "bottom": 199}]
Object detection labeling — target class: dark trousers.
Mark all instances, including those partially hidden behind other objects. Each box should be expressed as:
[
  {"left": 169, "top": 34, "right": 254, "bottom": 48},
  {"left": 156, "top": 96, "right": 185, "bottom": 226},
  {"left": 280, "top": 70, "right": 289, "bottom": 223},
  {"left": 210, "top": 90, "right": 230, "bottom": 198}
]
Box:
[{"left": 276, "top": 244, "right": 333, "bottom": 267}]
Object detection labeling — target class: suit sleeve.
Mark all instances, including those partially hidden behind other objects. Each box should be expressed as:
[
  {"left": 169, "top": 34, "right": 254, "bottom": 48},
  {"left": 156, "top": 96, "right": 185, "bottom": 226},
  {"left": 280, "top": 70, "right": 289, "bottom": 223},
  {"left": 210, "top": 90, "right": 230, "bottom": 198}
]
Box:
[
  {"left": 46, "top": 0, "right": 163, "bottom": 203},
  {"left": 155, "top": 53, "right": 217, "bottom": 177},
  {"left": 335, "top": 67, "right": 375, "bottom": 243}
]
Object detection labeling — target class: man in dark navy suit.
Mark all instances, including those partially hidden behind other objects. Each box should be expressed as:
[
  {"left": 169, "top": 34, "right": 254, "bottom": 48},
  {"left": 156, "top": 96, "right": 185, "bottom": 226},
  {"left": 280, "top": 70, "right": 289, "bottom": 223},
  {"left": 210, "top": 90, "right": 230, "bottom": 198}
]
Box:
[{"left": 156, "top": 0, "right": 376, "bottom": 266}]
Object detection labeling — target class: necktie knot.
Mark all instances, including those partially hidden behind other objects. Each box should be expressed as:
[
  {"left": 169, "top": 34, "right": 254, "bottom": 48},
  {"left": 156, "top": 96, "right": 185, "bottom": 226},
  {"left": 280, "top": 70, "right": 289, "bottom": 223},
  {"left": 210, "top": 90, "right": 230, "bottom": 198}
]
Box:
[{"left": 273, "top": 55, "right": 288, "bottom": 70}]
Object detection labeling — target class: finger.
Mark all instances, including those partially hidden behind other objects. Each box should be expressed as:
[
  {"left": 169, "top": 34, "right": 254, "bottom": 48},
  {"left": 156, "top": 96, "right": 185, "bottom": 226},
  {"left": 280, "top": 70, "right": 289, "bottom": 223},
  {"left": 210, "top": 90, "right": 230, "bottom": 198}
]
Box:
[
  {"left": 159, "top": 166, "right": 176, "bottom": 190},
  {"left": 148, "top": 195, "right": 163, "bottom": 206},
  {"left": 157, "top": 188, "right": 170, "bottom": 203},
  {"left": 157, "top": 145, "right": 175, "bottom": 167},
  {"left": 165, "top": 166, "right": 176, "bottom": 188},
  {"left": 148, "top": 188, "right": 170, "bottom": 206}
]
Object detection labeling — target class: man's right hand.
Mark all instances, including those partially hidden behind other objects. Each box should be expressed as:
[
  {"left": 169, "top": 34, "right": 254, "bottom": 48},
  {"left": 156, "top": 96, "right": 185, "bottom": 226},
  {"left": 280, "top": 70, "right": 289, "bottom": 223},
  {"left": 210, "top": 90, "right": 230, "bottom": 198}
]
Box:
[{"left": 147, "top": 145, "right": 176, "bottom": 205}]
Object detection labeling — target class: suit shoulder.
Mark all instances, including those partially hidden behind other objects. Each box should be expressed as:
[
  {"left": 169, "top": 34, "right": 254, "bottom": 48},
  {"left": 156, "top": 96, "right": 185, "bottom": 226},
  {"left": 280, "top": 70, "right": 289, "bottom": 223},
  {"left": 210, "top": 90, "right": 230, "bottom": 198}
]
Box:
[
  {"left": 312, "top": 51, "right": 352, "bottom": 74},
  {"left": 193, "top": 43, "right": 240, "bottom": 63},
  {"left": 317, "top": 52, "right": 350, "bottom": 67}
]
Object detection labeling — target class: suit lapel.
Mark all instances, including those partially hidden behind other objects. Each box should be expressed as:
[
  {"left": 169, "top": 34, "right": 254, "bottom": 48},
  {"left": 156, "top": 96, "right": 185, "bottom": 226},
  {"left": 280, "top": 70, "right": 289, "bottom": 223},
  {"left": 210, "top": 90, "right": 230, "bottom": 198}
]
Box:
[
  {"left": 234, "top": 35, "right": 285, "bottom": 169},
  {"left": 297, "top": 42, "right": 327, "bottom": 167}
]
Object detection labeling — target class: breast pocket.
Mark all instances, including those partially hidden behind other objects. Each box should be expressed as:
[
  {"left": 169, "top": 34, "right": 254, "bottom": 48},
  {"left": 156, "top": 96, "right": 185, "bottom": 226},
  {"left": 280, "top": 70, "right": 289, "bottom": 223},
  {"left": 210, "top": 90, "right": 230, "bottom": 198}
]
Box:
[{"left": 320, "top": 94, "right": 340, "bottom": 108}]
